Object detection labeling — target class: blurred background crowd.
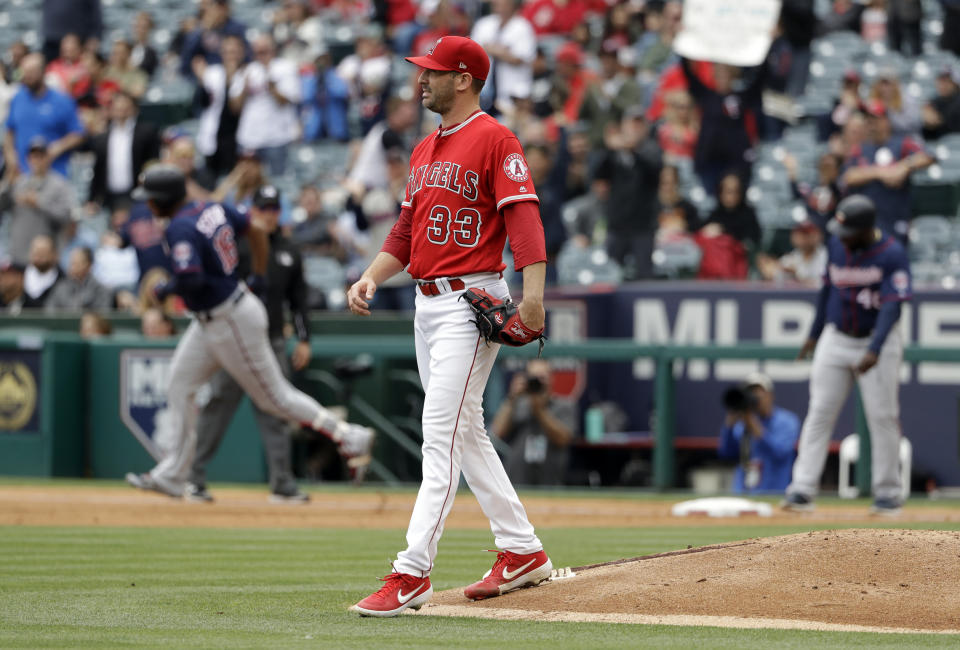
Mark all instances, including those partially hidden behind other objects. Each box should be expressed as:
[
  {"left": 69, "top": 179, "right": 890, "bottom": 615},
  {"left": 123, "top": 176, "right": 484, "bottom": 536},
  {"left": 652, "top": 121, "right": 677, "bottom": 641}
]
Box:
[{"left": 1, "top": 0, "right": 959, "bottom": 328}]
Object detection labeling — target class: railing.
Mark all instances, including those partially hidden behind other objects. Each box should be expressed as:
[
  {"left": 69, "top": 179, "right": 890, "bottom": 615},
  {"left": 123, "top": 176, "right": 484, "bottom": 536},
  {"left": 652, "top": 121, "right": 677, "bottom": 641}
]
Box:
[{"left": 304, "top": 337, "right": 960, "bottom": 490}]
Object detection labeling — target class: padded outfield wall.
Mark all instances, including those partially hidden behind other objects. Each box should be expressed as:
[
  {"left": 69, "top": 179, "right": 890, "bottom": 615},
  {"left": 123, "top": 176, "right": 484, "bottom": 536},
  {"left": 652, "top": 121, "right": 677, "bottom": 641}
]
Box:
[{"left": 0, "top": 282, "right": 957, "bottom": 485}]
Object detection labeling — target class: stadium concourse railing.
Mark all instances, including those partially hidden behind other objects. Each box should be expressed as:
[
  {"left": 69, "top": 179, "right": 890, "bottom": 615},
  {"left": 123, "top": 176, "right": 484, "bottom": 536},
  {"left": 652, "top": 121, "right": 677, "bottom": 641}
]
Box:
[{"left": 304, "top": 336, "right": 960, "bottom": 492}]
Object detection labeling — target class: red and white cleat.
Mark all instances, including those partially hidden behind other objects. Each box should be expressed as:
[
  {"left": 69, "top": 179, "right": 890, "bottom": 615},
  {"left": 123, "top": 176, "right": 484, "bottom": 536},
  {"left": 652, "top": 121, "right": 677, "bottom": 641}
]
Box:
[
  {"left": 463, "top": 549, "right": 553, "bottom": 600},
  {"left": 351, "top": 572, "right": 432, "bottom": 617}
]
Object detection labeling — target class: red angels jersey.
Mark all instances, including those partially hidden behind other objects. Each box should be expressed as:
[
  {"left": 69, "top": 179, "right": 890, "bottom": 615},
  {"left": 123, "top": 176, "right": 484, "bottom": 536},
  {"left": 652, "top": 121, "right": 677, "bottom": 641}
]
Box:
[{"left": 401, "top": 111, "right": 539, "bottom": 279}]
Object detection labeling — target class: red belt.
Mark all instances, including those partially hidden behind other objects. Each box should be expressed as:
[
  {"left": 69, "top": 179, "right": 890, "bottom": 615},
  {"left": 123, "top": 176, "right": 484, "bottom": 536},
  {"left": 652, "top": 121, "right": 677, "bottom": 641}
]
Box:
[{"left": 417, "top": 278, "right": 465, "bottom": 296}]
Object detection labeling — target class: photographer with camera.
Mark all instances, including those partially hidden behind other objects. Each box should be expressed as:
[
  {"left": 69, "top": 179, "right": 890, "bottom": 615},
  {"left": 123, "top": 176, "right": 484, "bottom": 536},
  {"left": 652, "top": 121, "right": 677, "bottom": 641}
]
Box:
[
  {"left": 492, "top": 359, "right": 575, "bottom": 486},
  {"left": 717, "top": 372, "right": 800, "bottom": 494}
]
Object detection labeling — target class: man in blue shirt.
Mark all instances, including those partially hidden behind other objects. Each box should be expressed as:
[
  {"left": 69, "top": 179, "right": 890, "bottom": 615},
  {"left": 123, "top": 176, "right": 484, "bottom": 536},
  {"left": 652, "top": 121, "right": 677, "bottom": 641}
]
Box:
[
  {"left": 4, "top": 53, "right": 85, "bottom": 176},
  {"left": 718, "top": 372, "right": 800, "bottom": 494},
  {"left": 123, "top": 164, "right": 374, "bottom": 498}
]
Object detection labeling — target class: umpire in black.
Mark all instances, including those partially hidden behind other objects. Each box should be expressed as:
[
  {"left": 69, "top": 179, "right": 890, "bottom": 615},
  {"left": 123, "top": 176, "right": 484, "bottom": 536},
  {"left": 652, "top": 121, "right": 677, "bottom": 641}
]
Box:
[{"left": 186, "top": 185, "right": 313, "bottom": 503}]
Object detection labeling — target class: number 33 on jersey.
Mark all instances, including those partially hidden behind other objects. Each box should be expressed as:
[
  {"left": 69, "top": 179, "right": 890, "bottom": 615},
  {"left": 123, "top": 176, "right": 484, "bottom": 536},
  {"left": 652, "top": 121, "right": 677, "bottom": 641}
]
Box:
[{"left": 402, "top": 111, "right": 538, "bottom": 280}]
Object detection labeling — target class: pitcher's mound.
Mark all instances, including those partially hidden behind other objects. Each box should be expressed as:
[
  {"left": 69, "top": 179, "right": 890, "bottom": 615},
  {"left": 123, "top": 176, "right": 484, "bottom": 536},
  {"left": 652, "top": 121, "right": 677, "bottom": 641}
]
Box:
[{"left": 414, "top": 529, "right": 960, "bottom": 634}]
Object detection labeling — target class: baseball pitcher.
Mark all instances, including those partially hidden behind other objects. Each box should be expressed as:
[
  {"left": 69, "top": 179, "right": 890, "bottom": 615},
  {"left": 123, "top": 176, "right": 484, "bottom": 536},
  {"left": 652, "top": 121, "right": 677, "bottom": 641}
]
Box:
[{"left": 347, "top": 36, "right": 552, "bottom": 617}]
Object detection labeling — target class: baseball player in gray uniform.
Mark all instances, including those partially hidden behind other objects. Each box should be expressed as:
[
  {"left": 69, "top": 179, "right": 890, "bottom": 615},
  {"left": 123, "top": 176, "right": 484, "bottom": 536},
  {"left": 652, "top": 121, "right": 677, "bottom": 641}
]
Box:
[
  {"left": 186, "top": 185, "right": 315, "bottom": 503},
  {"left": 124, "top": 165, "right": 373, "bottom": 498},
  {"left": 783, "top": 194, "right": 911, "bottom": 515}
]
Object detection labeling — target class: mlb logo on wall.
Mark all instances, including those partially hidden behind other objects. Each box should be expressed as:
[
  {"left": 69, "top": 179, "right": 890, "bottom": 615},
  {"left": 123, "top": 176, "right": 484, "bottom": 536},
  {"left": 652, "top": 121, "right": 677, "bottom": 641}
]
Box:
[{"left": 119, "top": 349, "right": 174, "bottom": 461}]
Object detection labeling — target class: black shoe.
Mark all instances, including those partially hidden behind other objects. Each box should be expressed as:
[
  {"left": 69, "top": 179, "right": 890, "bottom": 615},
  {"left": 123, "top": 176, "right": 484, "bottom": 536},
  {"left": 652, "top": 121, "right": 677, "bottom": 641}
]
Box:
[
  {"left": 780, "top": 492, "right": 815, "bottom": 512},
  {"left": 184, "top": 483, "right": 214, "bottom": 503},
  {"left": 269, "top": 489, "right": 310, "bottom": 504}
]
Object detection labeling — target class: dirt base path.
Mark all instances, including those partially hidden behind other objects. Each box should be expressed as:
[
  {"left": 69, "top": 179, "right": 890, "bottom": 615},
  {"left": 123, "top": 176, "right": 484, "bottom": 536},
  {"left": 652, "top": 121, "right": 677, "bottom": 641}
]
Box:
[
  {"left": 418, "top": 529, "right": 960, "bottom": 634},
  {"left": 1, "top": 485, "right": 958, "bottom": 528}
]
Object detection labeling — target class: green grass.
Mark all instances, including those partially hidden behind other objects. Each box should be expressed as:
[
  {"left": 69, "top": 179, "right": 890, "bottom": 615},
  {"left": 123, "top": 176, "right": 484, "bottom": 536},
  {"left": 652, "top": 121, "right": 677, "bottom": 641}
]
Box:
[{"left": 3, "top": 522, "right": 960, "bottom": 649}]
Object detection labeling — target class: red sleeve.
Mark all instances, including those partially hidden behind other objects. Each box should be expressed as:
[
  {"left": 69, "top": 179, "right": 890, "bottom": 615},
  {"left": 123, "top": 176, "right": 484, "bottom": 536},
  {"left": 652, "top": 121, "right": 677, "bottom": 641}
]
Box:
[
  {"left": 503, "top": 200, "right": 546, "bottom": 270},
  {"left": 380, "top": 206, "right": 413, "bottom": 266}
]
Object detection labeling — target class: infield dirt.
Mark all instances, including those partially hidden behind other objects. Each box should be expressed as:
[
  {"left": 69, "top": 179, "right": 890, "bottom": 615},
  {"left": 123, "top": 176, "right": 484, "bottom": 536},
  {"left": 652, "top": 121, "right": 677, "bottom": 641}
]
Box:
[
  {"left": 3, "top": 485, "right": 960, "bottom": 634},
  {"left": 419, "top": 528, "right": 960, "bottom": 634}
]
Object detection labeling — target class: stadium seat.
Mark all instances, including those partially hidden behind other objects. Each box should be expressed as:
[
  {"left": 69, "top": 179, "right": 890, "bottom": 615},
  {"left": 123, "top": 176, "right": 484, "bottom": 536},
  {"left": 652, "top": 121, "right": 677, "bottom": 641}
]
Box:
[
  {"left": 910, "top": 215, "right": 954, "bottom": 251},
  {"left": 556, "top": 244, "right": 623, "bottom": 286},
  {"left": 302, "top": 254, "right": 347, "bottom": 310},
  {"left": 652, "top": 237, "right": 702, "bottom": 279}
]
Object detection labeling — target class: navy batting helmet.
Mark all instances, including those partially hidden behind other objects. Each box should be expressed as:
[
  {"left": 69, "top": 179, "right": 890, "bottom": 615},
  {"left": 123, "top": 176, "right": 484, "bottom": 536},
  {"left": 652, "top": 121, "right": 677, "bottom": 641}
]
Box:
[
  {"left": 132, "top": 164, "right": 187, "bottom": 205},
  {"left": 832, "top": 194, "right": 876, "bottom": 238}
]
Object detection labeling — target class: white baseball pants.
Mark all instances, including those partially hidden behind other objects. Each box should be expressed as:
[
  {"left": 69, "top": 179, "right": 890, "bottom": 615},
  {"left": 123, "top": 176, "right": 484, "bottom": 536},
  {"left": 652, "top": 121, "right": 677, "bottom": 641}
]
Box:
[
  {"left": 787, "top": 324, "right": 904, "bottom": 500},
  {"left": 394, "top": 276, "right": 543, "bottom": 577},
  {"left": 150, "top": 289, "right": 342, "bottom": 486}
]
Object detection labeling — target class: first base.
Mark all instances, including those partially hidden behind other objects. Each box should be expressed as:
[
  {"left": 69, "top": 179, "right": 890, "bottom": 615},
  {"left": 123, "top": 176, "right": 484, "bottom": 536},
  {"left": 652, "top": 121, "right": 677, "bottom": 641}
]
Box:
[{"left": 671, "top": 497, "right": 772, "bottom": 518}]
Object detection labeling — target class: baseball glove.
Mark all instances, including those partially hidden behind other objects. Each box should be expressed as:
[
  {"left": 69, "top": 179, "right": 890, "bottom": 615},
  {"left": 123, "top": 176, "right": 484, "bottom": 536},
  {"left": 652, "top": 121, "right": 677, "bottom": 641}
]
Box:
[{"left": 461, "top": 287, "right": 545, "bottom": 351}]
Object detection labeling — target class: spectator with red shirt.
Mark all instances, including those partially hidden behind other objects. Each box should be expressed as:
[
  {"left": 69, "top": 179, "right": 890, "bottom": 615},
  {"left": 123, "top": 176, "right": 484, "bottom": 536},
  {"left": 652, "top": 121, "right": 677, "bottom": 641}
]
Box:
[
  {"left": 702, "top": 172, "right": 760, "bottom": 248},
  {"left": 522, "top": 0, "right": 589, "bottom": 36},
  {"left": 549, "top": 42, "right": 594, "bottom": 126},
  {"left": 79, "top": 51, "right": 121, "bottom": 109},
  {"left": 656, "top": 89, "right": 698, "bottom": 162},
  {"left": 695, "top": 173, "right": 758, "bottom": 280},
  {"left": 45, "top": 34, "right": 91, "bottom": 100},
  {"left": 841, "top": 101, "right": 933, "bottom": 242}
]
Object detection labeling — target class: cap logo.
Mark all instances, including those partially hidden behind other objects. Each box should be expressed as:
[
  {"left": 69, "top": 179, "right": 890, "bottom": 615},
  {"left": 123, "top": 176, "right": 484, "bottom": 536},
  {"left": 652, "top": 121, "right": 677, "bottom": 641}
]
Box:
[
  {"left": 459, "top": 62, "right": 467, "bottom": 69},
  {"left": 503, "top": 153, "right": 529, "bottom": 182},
  {"left": 428, "top": 38, "right": 442, "bottom": 55}
]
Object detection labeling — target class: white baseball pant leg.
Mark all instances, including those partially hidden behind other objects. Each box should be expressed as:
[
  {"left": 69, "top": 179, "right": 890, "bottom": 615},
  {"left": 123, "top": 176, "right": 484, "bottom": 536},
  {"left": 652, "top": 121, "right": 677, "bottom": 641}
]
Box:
[
  {"left": 788, "top": 325, "right": 903, "bottom": 498},
  {"left": 394, "top": 279, "right": 541, "bottom": 577},
  {"left": 150, "top": 320, "right": 221, "bottom": 487},
  {"left": 858, "top": 328, "right": 903, "bottom": 501}
]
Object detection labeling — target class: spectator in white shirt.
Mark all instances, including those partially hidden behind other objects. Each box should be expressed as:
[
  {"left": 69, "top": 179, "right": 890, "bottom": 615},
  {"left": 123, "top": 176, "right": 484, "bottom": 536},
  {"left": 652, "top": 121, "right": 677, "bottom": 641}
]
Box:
[
  {"left": 346, "top": 97, "right": 418, "bottom": 192},
  {"left": 471, "top": 0, "right": 537, "bottom": 115},
  {"left": 194, "top": 34, "right": 245, "bottom": 179},
  {"left": 23, "top": 235, "right": 63, "bottom": 308},
  {"left": 336, "top": 24, "right": 392, "bottom": 135},
  {"left": 756, "top": 220, "right": 827, "bottom": 287},
  {"left": 229, "top": 34, "right": 302, "bottom": 176},
  {"left": 87, "top": 91, "right": 161, "bottom": 211}
]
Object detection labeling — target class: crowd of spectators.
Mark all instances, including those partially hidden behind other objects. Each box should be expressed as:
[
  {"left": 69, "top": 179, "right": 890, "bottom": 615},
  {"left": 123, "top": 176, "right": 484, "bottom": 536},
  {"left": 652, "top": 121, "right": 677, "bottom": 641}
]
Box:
[{"left": 0, "top": 0, "right": 957, "bottom": 327}]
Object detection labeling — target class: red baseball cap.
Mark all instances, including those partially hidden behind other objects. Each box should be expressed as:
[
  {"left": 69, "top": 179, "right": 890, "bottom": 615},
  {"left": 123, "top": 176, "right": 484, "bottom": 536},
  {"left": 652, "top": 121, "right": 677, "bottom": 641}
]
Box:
[
  {"left": 405, "top": 36, "right": 490, "bottom": 81},
  {"left": 865, "top": 99, "right": 888, "bottom": 118},
  {"left": 556, "top": 41, "right": 585, "bottom": 66}
]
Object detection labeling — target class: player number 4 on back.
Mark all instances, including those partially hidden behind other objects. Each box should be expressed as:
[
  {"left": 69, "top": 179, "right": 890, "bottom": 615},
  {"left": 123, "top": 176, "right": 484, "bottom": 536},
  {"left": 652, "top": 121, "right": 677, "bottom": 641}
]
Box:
[{"left": 855, "top": 287, "right": 880, "bottom": 310}]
